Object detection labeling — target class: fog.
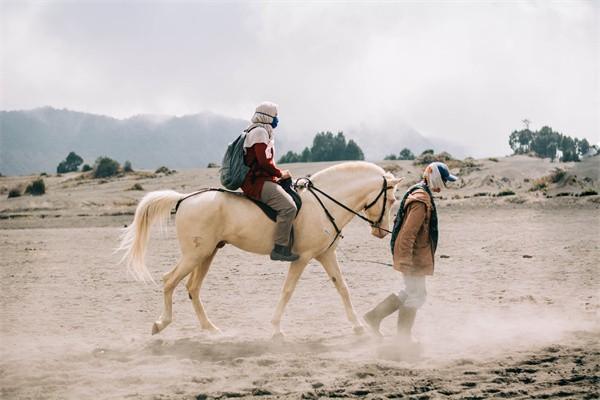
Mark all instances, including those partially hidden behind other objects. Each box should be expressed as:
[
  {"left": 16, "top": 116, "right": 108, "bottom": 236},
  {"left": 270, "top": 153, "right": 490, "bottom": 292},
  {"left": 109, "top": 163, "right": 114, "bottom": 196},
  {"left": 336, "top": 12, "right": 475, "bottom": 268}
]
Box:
[{"left": 1, "top": 1, "right": 598, "bottom": 157}]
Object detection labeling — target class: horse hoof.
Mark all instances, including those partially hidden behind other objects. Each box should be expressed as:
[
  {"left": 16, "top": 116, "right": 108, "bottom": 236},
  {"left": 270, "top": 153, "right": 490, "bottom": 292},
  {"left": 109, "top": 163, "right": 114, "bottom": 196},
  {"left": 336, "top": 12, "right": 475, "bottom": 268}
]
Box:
[
  {"left": 354, "top": 326, "right": 366, "bottom": 336},
  {"left": 151, "top": 322, "right": 161, "bottom": 335},
  {"left": 205, "top": 326, "right": 222, "bottom": 335}
]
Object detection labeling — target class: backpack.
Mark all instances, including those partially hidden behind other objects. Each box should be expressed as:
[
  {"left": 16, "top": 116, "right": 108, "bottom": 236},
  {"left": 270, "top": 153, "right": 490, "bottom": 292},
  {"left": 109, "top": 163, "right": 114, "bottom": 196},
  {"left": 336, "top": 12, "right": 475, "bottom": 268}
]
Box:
[
  {"left": 220, "top": 133, "right": 249, "bottom": 190},
  {"left": 390, "top": 183, "right": 438, "bottom": 255}
]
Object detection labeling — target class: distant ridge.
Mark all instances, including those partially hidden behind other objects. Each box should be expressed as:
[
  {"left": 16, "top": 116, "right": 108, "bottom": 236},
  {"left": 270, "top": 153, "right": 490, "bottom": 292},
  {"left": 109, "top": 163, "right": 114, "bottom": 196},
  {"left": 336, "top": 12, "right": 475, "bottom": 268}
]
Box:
[{"left": 0, "top": 107, "right": 249, "bottom": 175}]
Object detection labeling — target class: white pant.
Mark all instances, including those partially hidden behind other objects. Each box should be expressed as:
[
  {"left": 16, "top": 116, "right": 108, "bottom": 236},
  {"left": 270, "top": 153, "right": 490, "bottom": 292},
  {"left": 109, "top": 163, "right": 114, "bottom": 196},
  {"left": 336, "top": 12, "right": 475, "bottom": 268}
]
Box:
[{"left": 398, "top": 275, "right": 427, "bottom": 309}]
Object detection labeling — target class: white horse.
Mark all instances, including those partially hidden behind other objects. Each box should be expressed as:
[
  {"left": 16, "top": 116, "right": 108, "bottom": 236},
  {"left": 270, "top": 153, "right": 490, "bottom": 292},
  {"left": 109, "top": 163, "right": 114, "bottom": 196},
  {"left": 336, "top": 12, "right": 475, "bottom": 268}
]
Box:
[{"left": 118, "top": 161, "right": 402, "bottom": 337}]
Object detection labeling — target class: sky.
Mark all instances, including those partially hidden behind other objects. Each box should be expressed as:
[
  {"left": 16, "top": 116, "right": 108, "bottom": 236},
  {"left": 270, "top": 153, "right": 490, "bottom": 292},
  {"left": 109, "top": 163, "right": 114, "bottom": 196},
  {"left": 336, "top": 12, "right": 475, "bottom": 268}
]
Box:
[{"left": 1, "top": 0, "right": 598, "bottom": 157}]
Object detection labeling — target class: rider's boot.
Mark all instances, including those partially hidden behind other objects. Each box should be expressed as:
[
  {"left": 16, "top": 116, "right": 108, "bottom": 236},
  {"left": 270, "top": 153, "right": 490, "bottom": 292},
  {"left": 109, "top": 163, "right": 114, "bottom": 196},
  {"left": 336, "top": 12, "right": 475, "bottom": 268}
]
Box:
[
  {"left": 363, "top": 293, "right": 401, "bottom": 336},
  {"left": 270, "top": 244, "right": 300, "bottom": 262},
  {"left": 397, "top": 305, "right": 419, "bottom": 346}
]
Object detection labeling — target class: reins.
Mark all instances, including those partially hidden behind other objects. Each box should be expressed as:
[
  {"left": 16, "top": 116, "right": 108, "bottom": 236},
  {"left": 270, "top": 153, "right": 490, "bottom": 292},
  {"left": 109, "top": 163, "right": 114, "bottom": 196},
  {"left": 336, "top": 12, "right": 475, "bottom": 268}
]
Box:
[{"left": 296, "top": 176, "right": 394, "bottom": 249}]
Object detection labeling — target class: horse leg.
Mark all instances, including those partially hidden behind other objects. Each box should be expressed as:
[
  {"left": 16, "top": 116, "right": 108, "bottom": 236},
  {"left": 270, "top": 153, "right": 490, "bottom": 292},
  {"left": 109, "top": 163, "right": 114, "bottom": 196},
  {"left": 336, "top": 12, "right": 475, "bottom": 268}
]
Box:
[
  {"left": 271, "top": 258, "right": 308, "bottom": 338},
  {"left": 316, "top": 250, "right": 365, "bottom": 335},
  {"left": 185, "top": 248, "right": 220, "bottom": 333},
  {"left": 152, "top": 256, "right": 197, "bottom": 335}
]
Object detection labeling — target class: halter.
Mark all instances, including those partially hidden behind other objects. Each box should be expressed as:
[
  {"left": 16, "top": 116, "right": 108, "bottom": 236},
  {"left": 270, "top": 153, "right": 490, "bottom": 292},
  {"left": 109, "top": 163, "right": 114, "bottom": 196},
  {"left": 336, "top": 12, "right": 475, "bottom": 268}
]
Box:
[{"left": 297, "top": 176, "right": 394, "bottom": 249}]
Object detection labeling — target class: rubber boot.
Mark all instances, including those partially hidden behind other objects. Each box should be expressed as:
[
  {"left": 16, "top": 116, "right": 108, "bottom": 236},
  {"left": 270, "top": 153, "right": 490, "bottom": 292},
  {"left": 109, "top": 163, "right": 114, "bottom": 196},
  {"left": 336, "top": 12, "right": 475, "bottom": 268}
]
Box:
[
  {"left": 363, "top": 294, "right": 401, "bottom": 336},
  {"left": 397, "top": 305, "right": 418, "bottom": 345},
  {"left": 270, "top": 244, "right": 300, "bottom": 262}
]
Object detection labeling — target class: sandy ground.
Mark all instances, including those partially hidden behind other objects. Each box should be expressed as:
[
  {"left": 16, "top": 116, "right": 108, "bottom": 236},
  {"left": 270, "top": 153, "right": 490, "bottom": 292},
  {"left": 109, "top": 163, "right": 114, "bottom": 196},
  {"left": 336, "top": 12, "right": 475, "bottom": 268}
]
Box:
[{"left": 1, "top": 157, "right": 599, "bottom": 399}]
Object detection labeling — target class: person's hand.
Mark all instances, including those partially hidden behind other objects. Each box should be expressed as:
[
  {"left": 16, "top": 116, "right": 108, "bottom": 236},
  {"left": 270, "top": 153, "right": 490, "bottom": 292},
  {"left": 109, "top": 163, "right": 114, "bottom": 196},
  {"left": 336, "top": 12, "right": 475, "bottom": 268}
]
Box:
[{"left": 281, "top": 170, "right": 292, "bottom": 179}]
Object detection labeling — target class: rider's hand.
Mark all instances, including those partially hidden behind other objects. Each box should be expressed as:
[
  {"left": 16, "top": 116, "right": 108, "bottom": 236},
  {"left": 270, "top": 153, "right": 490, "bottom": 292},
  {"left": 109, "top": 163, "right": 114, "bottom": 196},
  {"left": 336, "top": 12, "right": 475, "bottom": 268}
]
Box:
[{"left": 281, "top": 170, "right": 292, "bottom": 179}]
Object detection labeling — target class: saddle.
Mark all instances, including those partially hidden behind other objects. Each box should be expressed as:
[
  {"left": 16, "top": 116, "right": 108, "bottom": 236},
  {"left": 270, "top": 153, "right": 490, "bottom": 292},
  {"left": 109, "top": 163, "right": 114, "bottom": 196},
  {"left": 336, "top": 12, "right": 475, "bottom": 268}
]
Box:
[{"left": 174, "top": 179, "right": 302, "bottom": 223}]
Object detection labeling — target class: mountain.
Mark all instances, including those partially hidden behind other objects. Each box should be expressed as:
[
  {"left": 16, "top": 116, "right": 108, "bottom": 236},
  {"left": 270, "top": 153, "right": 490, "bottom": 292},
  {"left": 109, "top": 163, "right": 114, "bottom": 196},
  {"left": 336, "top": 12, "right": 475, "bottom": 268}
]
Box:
[
  {"left": 345, "top": 119, "right": 468, "bottom": 161},
  {"left": 0, "top": 107, "right": 249, "bottom": 175}
]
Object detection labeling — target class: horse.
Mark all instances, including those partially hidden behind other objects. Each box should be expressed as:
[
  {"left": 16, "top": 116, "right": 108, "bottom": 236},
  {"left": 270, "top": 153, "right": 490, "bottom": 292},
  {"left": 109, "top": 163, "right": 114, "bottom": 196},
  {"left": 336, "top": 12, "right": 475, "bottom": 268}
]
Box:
[{"left": 118, "top": 161, "right": 402, "bottom": 337}]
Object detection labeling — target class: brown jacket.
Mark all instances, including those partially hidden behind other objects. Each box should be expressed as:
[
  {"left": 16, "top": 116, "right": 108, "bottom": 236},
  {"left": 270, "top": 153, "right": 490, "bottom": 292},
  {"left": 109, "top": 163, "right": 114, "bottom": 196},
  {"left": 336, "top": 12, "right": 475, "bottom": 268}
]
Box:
[{"left": 393, "top": 189, "right": 435, "bottom": 276}]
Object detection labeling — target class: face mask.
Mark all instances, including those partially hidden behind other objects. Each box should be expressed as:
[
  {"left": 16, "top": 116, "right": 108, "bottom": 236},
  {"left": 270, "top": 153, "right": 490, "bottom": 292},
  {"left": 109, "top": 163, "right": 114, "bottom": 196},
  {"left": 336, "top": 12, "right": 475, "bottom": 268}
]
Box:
[{"left": 270, "top": 116, "right": 279, "bottom": 128}]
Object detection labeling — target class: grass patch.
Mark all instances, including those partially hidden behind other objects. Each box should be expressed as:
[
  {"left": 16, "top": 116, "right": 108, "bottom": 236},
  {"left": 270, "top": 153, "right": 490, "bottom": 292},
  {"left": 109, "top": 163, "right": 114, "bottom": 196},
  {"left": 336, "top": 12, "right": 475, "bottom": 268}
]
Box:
[{"left": 497, "top": 190, "right": 516, "bottom": 197}]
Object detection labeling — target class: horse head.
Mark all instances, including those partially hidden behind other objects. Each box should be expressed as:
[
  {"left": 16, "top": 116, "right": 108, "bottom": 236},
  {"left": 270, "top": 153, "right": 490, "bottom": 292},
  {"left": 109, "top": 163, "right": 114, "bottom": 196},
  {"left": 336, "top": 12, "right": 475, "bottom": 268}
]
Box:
[{"left": 363, "top": 173, "right": 403, "bottom": 239}]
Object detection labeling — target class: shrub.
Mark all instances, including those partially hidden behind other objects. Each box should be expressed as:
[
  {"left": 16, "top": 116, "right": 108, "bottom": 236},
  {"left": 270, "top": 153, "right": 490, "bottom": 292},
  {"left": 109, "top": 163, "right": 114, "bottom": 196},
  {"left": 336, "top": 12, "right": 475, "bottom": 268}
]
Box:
[
  {"left": 578, "top": 189, "right": 598, "bottom": 197},
  {"left": 473, "top": 192, "right": 489, "bottom": 197},
  {"left": 497, "top": 190, "right": 516, "bottom": 197},
  {"left": 155, "top": 166, "right": 175, "bottom": 175},
  {"left": 123, "top": 160, "right": 133, "bottom": 173},
  {"left": 488, "top": 157, "right": 499, "bottom": 162},
  {"left": 421, "top": 149, "right": 434, "bottom": 155},
  {"left": 25, "top": 178, "right": 46, "bottom": 195},
  {"left": 93, "top": 157, "right": 120, "bottom": 178},
  {"left": 129, "top": 183, "right": 144, "bottom": 191},
  {"left": 207, "top": 162, "right": 220, "bottom": 168},
  {"left": 8, "top": 187, "right": 21, "bottom": 198},
  {"left": 40, "top": 172, "right": 48, "bottom": 177},
  {"left": 549, "top": 168, "right": 566, "bottom": 183},
  {"left": 555, "top": 192, "right": 572, "bottom": 197},
  {"left": 530, "top": 179, "right": 548, "bottom": 191},
  {"left": 383, "top": 154, "right": 397, "bottom": 160},
  {"left": 81, "top": 164, "right": 92, "bottom": 172}
]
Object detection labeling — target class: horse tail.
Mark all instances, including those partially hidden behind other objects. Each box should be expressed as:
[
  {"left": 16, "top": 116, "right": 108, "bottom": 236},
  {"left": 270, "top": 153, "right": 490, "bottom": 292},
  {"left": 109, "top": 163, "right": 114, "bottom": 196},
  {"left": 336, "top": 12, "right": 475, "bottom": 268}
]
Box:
[{"left": 117, "top": 190, "right": 186, "bottom": 283}]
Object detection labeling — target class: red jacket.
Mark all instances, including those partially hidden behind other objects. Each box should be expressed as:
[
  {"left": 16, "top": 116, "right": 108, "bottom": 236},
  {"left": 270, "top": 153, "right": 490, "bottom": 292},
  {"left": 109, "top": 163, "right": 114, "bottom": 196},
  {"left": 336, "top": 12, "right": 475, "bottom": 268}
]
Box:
[{"left": 241, "top": 143, "right": 282, "bottom": 200}]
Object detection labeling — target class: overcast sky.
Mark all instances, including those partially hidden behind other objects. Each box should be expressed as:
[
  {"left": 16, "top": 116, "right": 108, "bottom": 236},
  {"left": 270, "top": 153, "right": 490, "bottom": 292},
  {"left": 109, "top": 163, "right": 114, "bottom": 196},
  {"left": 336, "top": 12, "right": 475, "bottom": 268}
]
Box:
[{"left": 1, "top": 0, "right": 598, "bottom": 156}]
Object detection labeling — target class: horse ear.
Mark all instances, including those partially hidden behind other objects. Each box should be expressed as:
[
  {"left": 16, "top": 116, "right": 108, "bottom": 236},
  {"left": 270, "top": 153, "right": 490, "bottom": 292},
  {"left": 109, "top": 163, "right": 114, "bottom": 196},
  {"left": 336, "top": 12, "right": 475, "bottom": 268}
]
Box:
[{"left": 388, "top": 177, "right": 404, "bottom": 186}]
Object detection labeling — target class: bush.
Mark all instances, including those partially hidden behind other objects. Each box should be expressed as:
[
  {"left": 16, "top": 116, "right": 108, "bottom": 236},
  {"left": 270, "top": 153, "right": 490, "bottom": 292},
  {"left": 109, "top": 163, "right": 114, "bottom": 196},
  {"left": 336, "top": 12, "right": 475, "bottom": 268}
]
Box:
[
  {"left": 530, "top": 179, "right": 548, "bottom": 191},
  {"left": 129, "top": 183, "right": 144, "bottom": 191},
  {"left": 93, "top": 157, "right": 120, "bottom": 178},
  {"left": 383, "top": 154, "right": 397, "bottom": 160},
  {"left": 155, "top": 166, "right": 175, "bottom": 175},
  {"left": 123, "top": 160, "right": 133, "bottom": 173},
  {"left": 549, "top": 168, "right": 566, "bottom": 183},
  {"left": 488, "top": 157, "right": 499, "bottom": 162},
  {"left": 207, "top": 162, "right": 220, "bottom": 168},
  {"left": 25, "top": 178, "right": 46, "bottom": 195},
  {"left": 40, "top": 172, "right": 48, "bottom": 177},
  {"left": 398, "top": 148, "right": 415, "bottom": 160},
  {"left": 421, "top": 149, "right": 434, "bottom": 155},
  {"left": 81, "top": 164, "right": 92, "bottom": 172},
  {"left": 8, "top": 187, "right": 21, "bottom": 198},
  {"left": 578, "top": 189, "right": 598, "bottom": 197},
  {"left": 497, "top": 190, "right": 516, "bottom": 197}
]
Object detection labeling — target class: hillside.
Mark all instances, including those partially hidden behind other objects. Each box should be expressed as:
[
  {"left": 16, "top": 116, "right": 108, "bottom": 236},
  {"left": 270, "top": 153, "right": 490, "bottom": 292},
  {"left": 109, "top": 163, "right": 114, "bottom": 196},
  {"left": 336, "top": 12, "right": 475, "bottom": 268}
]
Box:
[{"left": 0, "top": 107, "right": 248, "bottom": 175}]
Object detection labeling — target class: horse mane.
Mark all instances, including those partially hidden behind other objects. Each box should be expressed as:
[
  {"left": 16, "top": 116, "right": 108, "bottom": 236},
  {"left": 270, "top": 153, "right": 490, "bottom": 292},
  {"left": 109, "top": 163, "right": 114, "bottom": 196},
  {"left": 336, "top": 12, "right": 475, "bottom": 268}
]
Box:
[{"left": 311, "top": 161, "right": 391, "bottom": 184}]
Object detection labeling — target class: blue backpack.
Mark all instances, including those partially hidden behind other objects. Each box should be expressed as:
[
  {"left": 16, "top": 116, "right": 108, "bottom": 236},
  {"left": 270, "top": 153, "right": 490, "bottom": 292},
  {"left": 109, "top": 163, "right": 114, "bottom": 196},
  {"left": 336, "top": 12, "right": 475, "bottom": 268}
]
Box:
[{"left": 220, "top": 133, "right": 249, "bottom": 190}]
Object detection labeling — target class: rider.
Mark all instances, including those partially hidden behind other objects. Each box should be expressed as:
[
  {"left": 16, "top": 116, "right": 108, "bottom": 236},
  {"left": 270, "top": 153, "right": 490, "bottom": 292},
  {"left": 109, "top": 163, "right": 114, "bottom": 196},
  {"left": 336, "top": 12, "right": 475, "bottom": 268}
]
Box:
[
  {"left": 363, "top": 161, "right": 457, "bottom": 344},
  {"left": 241, "top": 102, "right": 300, "bottom": 262}
]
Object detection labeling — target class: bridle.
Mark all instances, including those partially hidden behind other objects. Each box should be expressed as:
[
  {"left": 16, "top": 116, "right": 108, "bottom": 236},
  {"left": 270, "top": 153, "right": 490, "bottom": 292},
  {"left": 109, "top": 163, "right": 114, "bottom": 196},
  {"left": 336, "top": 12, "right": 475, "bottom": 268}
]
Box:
[{"left": 296, "top": 176, "right": 394, "bottom": 249}]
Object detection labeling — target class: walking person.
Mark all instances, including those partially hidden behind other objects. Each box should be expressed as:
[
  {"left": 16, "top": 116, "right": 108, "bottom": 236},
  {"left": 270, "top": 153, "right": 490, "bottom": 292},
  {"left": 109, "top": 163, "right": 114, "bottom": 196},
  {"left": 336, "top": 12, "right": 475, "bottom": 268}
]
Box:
[
  {"left": 363, "top": 162, "right": 457, "bottom": 344},
  {"left": 241, "top": 101, "right": 300, "bottom": 262}
]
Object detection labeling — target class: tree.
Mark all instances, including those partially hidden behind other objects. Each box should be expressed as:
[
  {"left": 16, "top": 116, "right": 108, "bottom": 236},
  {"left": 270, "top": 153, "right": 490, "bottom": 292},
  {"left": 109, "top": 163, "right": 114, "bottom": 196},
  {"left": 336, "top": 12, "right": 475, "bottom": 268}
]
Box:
[
  {"left": 332, "top": 132, "right": 347, "bottom": 161},
  {"left": 93, "top": 156, "right": 120, "bottom": 178},
  {"left": 421, "top": 149, "right": 434, "bottom": 156},
  {"left": 123, "top": 160, "right": 133, "bottom": 172},
  {"left": 300, "top": 147, "right": 311, "bottom": 162},
  {"left": 384, "top": 154, "right": 397, "bottom": 160},
  {"left": 57, "top": 151, "right": 84, "bottom": 173},
  {"left": 578, "top": 138, "right": 590, "bottom": 156},
  {"left": 278, "top": 151, "right": 301, "bottom": 164},
  {"left": 398, "top": 148, "right": 415, "bottom": 160},
  {"left": 344, "top": 139, "right": 364, "bottom": 160}
]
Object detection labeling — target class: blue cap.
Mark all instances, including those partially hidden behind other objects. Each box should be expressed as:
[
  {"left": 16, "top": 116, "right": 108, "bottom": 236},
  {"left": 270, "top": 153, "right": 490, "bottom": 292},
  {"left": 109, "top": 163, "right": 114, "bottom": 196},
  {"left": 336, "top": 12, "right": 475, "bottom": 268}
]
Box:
[{"left": 436, "top": 162, "right": 458, "bottom": 182}]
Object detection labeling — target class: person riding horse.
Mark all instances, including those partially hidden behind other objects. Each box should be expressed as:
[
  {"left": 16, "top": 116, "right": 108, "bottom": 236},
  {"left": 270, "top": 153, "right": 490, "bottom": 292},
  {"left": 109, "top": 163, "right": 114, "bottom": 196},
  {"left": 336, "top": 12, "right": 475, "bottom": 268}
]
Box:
[{"left": 241, "top": 102, "right": 299, "bottom": 262}]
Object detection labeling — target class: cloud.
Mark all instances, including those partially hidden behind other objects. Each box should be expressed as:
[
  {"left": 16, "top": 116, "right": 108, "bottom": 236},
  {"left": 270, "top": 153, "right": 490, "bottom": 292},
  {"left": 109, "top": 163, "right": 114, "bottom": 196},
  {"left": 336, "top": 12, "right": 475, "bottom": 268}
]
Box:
[{"left": 1, "top": 0, "right": 598, "bottom": 157}]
